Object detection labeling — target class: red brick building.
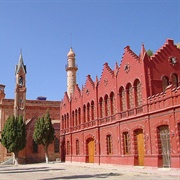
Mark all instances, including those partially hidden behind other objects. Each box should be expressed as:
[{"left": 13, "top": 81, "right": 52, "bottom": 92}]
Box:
[
  {"left": 0, "top": 53, "right": 60, "bottom": 163},
  {"left": 60, "top": 39, "right": 180, "bottom": 168}
]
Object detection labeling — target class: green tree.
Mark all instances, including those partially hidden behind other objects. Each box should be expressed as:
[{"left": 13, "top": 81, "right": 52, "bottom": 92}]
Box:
[
  {"left": 33, "top": 112, "right": 55, "bottom": 163},
  {"left": 1, "top": 115, "right": 26, "bottom": 165},
  {"left": 147, "top": 49, "right": 153, "bottom": 56}
]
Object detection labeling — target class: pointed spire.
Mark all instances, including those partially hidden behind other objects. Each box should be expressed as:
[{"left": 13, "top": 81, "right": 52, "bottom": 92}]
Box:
[
  {"left": 15, "top": 50, "right": 27, "bottom": 74},
  {"left": 140, "top": 43, "right": 146, "bottom": 59},
  {"left": 95, "top": 75, "right": 99, "bottom": 87},
  {"left": 114, "top": 62, "right": 119, "bottom": 77}
]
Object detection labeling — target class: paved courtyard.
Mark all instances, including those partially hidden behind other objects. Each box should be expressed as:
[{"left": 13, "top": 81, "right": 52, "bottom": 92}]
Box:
[{"left": 0, "top": 162, "right": 180, "bottom": 180}]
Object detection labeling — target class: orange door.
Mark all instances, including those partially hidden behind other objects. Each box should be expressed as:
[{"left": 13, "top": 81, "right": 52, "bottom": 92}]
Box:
[
  {"left": 136, "top": 129, "right": 144, "bottom": 166},
  {"left": 88, "top": 139, "right": 94, "bottom": 163}
]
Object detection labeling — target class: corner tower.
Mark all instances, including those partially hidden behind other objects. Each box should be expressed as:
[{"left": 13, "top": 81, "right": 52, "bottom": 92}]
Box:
[
  {"left": 66, "top": 47, "right": 78, "bottom": 98},
  {"left": 14, "top": 52, "right": 27, "bottom": 119}
]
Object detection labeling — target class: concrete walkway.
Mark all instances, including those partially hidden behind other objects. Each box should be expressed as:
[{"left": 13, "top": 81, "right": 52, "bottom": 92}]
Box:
[{"left": 0, "top": 161, "right": 180, "bottom": 180}]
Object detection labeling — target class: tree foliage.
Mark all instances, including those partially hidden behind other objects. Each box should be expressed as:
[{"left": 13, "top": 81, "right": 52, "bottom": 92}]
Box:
[
  {"left": 33, "top": 111, "right": 55, "bottom": 163},
  {"left": 147, "top": 49, "right": 153, "bottom": 56},
  {"left": 1, "top": 115, "right": 26, "bottom": 164}
]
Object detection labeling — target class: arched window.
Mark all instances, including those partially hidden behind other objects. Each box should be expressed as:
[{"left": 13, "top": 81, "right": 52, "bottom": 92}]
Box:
[
  {"left": 91, "top": 101, "right": 95, "bottom": 120},
  {"left": 67, "top": 141, "right": 70, "bottom": 155},
  {"left": 171, "top": 73, "right": 178, "bottom": 88},
  {"left": 110, "top": 92, "right": 115, "bottom": 115},
  {"left": 162, "top": 76, "right": 169, "bottom": 92},
  {"left": 83, "top": 105, "right": 86, "bottom": 123},
  {"left": 123, "top": 132, "right": 130, "bottom": 154},
  {"left": 99, "top": 97, "right": 103, "bottom": 118},
  {"left": 19, "top": 76, "right": 23, "bottom": 86},
  {"left": 61, "top": 115, "right": 64, "bottom": 129},
  {"left": 72, "top": 111, "right": 75, "bottom": 126},
  {"left": 87, "top": 103, "right": 90, "bottom": 122},
  {"left": 134, "top": 79, "right": 142, "bottom": 107},
  {"left": 54, "top": 138, "right": 59, "bottom": 153},
  {"left": 75, "top": 109, "right": 78, "bottom": 126},
  {"left": 64, "top": 115, "right": 66, "bottom": 129},
  {"left": 67, "top": 113, "right": 69, "bottom": 128},
  {"left": 126, "top": 83, "right": 133, "bottom": 109},
  {"left": 76, "top": 139, "right": 80, "bottom": 155},
  {"left": 78, "top": 108, "right": 81, "bottom": 125},
  {"left": 106, "top": 134, "right": 112, "bottom": 155},
  {"left": 104, "top": 95, "right": 108, "bottom": 116},
  {"left": 119, "top": 86, "right": 125, "bottom": 111}
]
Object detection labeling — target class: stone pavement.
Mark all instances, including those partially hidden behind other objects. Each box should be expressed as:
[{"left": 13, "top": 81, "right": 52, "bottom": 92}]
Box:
[{"left": 0, "top": 161, "right": 180, "bottom": 180}]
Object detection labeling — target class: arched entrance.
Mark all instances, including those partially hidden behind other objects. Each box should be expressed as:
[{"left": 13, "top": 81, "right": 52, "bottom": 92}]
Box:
[
  {"left": 134, "top": 129, "right": 144, "bottom": 166},
  {"left": 86, "top": 138, "right": 94, "bottom": 163},
  {"left": 60, "top": 136, "right": 66, "bottom": 162},
  {"left": 157, "top": 125, "right": 171, "bottom": 167}
]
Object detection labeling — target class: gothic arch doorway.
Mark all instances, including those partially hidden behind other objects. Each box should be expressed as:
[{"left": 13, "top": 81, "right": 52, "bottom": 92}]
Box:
[
  {"left": 157, "top": 125, "right": 171, "bottom": 167},
  {"left": 86, "top": 138, "right": 94, "bottom": 163},
  {"left": 134, "top": 129, "right": 144, "bottom": 166},
  {"left": 60, "top": 136, "right": 66, "bottom": 162}
]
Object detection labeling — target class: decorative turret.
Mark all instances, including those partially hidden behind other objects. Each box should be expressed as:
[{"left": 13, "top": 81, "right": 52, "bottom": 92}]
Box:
[
  {"left": 66, "top": 47, "right": 78, "bottom": 98},
  {"left": 0, "top": 84, "right": 5, "bottom": 103},
  {"left": 14, "top": 51, "right": 27, "bottom": 118}
]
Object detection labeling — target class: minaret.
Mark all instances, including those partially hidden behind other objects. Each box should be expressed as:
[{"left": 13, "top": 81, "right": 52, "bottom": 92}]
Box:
[
  {"left": 66, "top": 47, "right": 78, "bottom": 98},
  {"left": 14, "top": 52, "right": 27, "bottom": 119}
]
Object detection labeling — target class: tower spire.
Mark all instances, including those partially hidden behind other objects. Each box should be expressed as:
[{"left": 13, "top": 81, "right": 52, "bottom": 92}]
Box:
[
  {"left": 14, "top": 52, "right": 27, "bottom": 118},
  {"left": 66, "top": 47, "right": 78, "bottom": 98}
]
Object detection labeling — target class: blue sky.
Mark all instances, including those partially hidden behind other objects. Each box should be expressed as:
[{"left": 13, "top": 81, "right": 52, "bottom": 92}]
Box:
[{"left": 0, "top": 0, "right": 179, "bottom": 101}]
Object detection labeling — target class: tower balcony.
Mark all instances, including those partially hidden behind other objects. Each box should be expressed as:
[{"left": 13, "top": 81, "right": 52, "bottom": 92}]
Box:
[{"left": 65, "top": 64, "right": 78, "bottom": 71}]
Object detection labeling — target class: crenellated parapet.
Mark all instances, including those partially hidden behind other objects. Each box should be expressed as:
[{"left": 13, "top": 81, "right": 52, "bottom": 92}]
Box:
[{"left": 147, "top": 85, "right": 180, "bottom": 112}]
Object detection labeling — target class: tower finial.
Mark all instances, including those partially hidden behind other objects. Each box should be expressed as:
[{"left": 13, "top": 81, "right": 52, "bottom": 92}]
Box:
[
  {"left": 70, "top": 33, "right": 72, "bottom": 48},
  {"left": 20, "top": 48, "right": 22, "bottom": 55}
]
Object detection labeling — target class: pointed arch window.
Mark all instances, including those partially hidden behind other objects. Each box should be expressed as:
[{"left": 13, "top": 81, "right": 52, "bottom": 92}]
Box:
[
  {"left": 134, "top": 79, "right": 142, "bottom": 107},
  {"left": 75, "top": 109, "right": 78, "bottom": 126},
  {"left": 119, "top": 86, "right": 125, "bottom": 111},
  {"left": 64, "top": 115, "right": 67, "bottom": 129},
  {"left": 19, "top": 76, "right": 23, "bottom": 86},
  {"left": 162, "top": 76, "right": 169, "bottom": 92},
  {"left": 123, "top": 132, "right": 130, "bottom": 154},
  {"left": 110, "top": 92, "right": 115, "bottom": 115},
  {"left": 76, "top": 139, "right": 80, "bottom": 155},
  {"left": 91, "top": 101, "right": 95, "bottom": 120},
  {"left": 99, "top": 97, "right": 103, "bottom": 118},
  {"left": 67, "top": 141, "right": 70, "bottom": 155},
  {"left": 78, "top": 108, "right": 81, "bottom": 125},
  {"left": 126, "top": 83, "right": 133, "bottom": 109},
  {"left": 104, "top": 95, "right": 108, "bottom": 116},
  {"left": 106, "top": 134, "right": 112, "bottom": 155},
  {"left": 72, "top": 111, "right": 75, "bottom": 126},
  {"left": 87, "top": 103, "right": 90, "bottom": 122},
  {"left": 61, "top": 115, "right": 64, "bottom": 130},
  {"left": 171, "top": 73, "right": 178, "bottom": 88},
  {"left": 67, "top": 113, "right": 69, "bottom": 129},
  {"left": 83, "top": 105, "right": 86, "bottom": 123}
]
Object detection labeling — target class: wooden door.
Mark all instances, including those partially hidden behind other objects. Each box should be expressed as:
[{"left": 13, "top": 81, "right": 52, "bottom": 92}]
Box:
[
  {"left": 87, "top": 138, "right": 94, "bottom": 163},
  {"left": 158, "top": 126, "right": 171, "bottom": 167},
  {"left": 136, "top": 129, "right": 144, "bottom": 166}
]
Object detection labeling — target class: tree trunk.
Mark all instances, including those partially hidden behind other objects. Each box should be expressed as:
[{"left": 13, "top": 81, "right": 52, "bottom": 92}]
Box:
[
  {"left": 13, "top": 152, "right": 18, "bottom": 165},
  {"left": 44, "top": 145, "right": 49, "bottom": 164}
]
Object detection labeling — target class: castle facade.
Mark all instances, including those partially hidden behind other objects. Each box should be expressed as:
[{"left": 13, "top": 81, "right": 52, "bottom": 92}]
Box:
[{"left": 60, "top": 39, "right": 180, "bottom": 168}]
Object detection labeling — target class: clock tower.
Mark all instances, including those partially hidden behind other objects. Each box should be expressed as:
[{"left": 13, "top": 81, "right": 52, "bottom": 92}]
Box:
[{"left": 14, "top": 52, "right": 27, "bottom": 119}]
